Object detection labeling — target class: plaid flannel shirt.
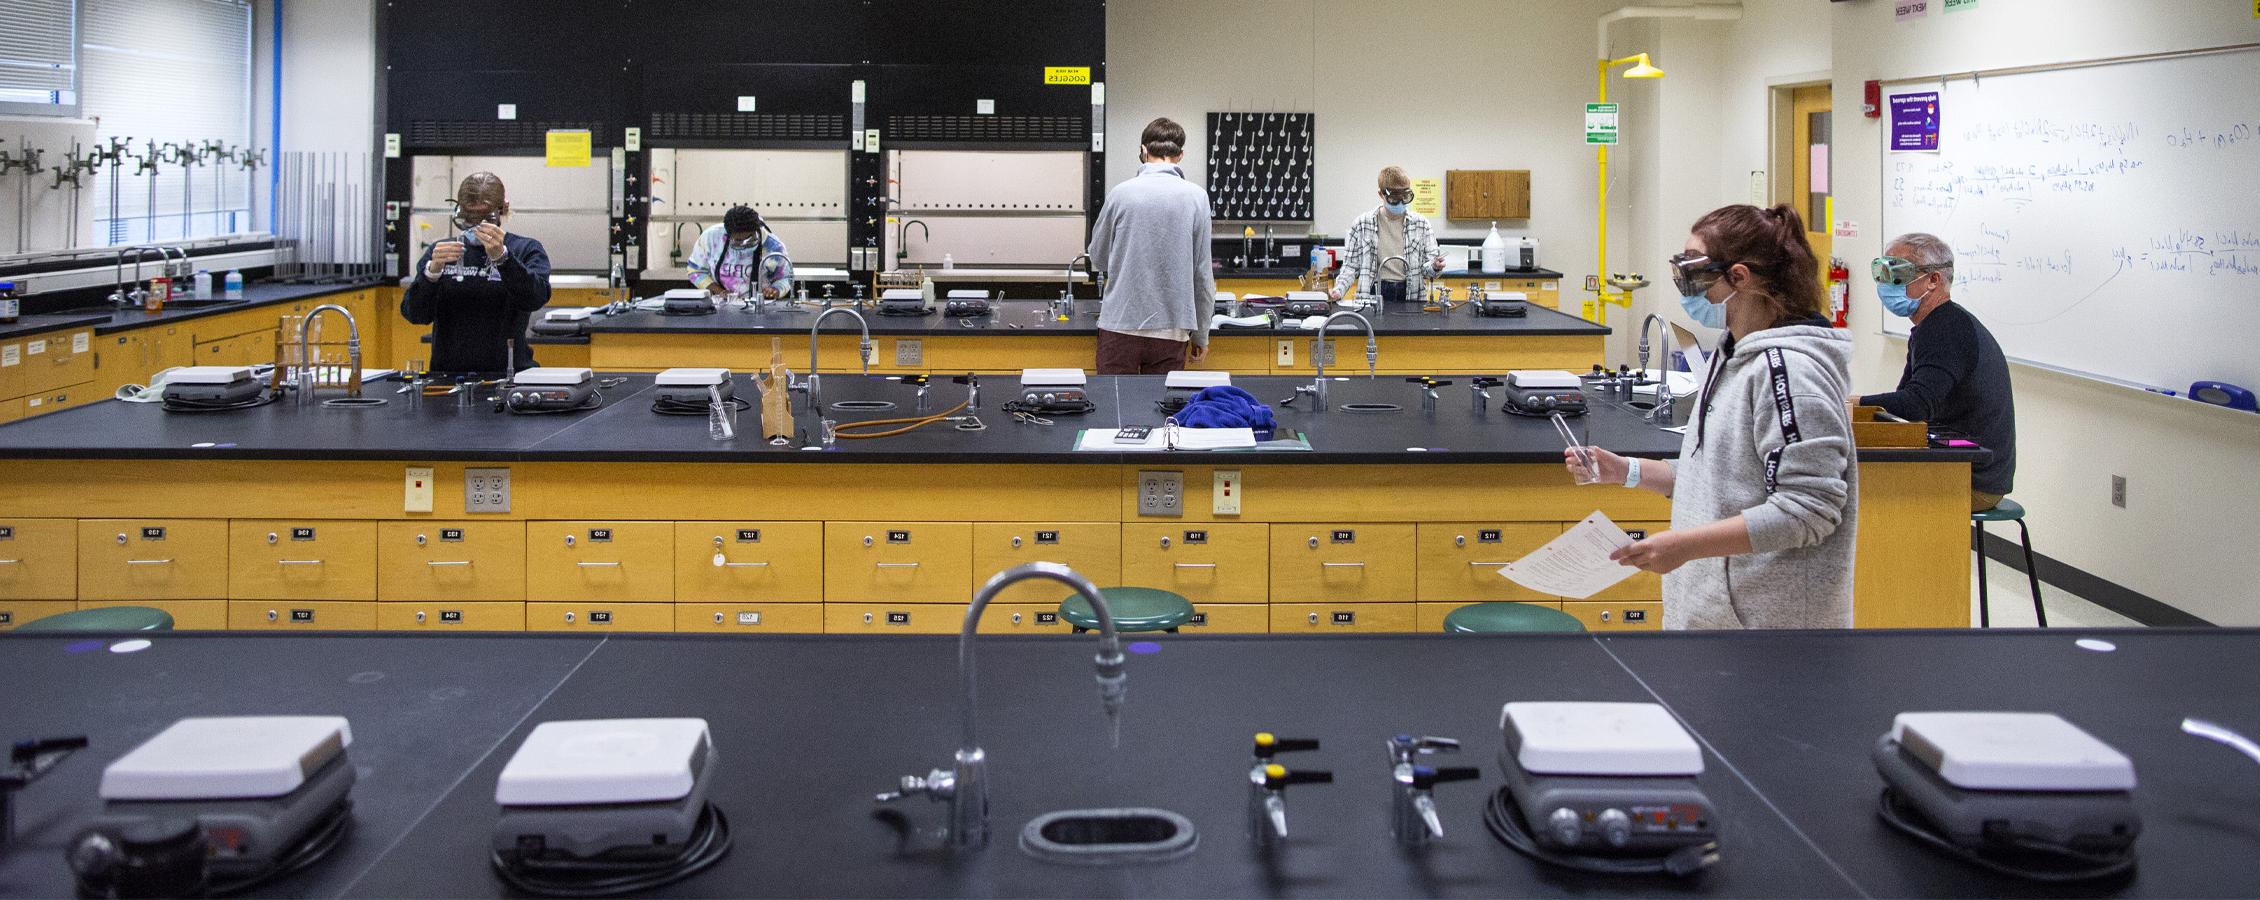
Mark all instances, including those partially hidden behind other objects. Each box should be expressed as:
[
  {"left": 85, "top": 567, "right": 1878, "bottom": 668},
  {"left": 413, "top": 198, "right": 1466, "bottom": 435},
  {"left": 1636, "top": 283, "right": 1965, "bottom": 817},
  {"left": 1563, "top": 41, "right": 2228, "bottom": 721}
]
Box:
[{"left": 1330, "top": 208, "right": 1440, "bottom": 300}]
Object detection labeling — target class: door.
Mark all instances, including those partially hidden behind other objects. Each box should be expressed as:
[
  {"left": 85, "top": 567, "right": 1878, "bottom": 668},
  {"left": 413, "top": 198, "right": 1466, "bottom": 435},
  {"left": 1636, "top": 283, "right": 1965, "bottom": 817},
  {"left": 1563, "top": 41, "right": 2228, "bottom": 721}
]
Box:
[{"left": 1783, "top": 84, "right": 1832, "bottom": 288}]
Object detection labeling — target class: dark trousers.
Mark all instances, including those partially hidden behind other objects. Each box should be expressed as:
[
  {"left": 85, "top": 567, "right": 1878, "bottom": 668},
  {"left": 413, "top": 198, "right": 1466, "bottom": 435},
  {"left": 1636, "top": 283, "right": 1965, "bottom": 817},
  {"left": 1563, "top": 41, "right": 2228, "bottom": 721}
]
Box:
[{"left": 1097, "top": 329, "right": 1188, "bottom": 375}]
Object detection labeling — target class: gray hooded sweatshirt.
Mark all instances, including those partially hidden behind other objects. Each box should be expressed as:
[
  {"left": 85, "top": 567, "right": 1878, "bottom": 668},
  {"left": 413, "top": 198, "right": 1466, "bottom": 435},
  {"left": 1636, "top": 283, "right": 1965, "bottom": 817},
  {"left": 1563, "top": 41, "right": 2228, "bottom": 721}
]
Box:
[
  {"left": 1088, "top": 162, "right": 1216, "bottom": 347},
  {"left": 1663, "top": 321, "right": 1858, "bottom": 630}
]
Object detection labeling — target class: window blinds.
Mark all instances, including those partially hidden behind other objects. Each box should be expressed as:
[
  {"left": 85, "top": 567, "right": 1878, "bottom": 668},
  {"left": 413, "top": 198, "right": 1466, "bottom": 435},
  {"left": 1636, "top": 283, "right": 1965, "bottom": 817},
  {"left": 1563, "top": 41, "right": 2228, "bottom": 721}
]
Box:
[
  {"left": 83, "top": 0, "right": 251, "bottom": 244},
  {"left": 0, "top": 0, "right": 79, "bottom": 113}
]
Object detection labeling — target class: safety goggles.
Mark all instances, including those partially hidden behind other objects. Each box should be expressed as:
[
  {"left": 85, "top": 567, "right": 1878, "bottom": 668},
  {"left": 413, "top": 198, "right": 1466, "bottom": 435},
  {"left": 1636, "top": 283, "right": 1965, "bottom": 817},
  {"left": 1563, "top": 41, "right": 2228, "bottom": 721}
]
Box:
[
  {"left": 729, "top": 232, "right": 765, "bottom": 249},
  {"left": 1871, "top": 256, "right": 1946, "bottom": 286},
  {"left": 448, "top": 201, "right": 500, "bottom": 232},
  {"left": 1380, "top": 188, "right": 1415, "bottom": 204},
  {"left": 1667, "top": 252, "right": 1732, "bottom": 296}
]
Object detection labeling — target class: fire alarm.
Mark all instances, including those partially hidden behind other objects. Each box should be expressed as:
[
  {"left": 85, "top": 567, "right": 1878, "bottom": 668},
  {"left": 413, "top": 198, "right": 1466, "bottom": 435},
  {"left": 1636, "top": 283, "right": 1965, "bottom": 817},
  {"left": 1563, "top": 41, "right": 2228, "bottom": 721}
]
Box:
[{"left": 1863, "top": 80, "right": 1882, "bottom": 118}]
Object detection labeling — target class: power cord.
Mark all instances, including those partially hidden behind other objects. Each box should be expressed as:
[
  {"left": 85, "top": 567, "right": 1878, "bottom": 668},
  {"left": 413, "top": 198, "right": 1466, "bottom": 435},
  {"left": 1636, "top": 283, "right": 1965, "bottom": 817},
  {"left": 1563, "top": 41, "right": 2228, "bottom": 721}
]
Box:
[
  {"left": 1482, "top": 787, "right": 1717, "bottom": 878},
  {"left": 201, "top": 800, "right": 353, "bottom": 897},
  {"left": 651, "top": 396, "right": 750, "bottom": 417},
  {"left": 504, "top": 391, "right": 604, "bottom": 415},
  {"left": 490, "top": 803, "right": 731, "bottom": 898},
  {"left": 159, "top": 391, "right": 279, "bottom": 414},
  {"left": 1875, "top": 787, "right": 2135, "bottom": 883},
  {"left": 1000, "top": 399, "right": 1094, "bottom": 418}
]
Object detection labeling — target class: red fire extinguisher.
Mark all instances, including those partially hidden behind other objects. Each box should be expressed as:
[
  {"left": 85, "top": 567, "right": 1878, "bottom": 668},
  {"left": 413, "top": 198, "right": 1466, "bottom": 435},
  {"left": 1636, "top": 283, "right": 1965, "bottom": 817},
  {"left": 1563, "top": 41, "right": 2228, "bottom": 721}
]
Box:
[{"left": 1827, "top": 257, "right": 1850, "bottom": 328}]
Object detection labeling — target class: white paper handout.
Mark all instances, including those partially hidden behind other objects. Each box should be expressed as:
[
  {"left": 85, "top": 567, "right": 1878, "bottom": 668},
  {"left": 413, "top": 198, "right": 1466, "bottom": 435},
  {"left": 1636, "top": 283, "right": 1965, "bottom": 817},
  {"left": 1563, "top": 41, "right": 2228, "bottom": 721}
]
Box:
[{"left": 1497, "top": 511, "right": 1642, "bottom": 599}]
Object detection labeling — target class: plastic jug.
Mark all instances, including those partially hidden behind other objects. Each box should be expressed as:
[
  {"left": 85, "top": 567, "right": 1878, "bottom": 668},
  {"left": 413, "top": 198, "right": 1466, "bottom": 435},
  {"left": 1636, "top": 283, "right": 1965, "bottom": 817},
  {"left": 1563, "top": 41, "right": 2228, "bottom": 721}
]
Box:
[
  {"left": 223, "top": 269, "right": 244, "bottom": 300},
  {"left": 192, "top": 270, "right": 213, "bottom": 300},
  {"left": 1480, "top": 223, "right": 1508, "bottom": 274}
]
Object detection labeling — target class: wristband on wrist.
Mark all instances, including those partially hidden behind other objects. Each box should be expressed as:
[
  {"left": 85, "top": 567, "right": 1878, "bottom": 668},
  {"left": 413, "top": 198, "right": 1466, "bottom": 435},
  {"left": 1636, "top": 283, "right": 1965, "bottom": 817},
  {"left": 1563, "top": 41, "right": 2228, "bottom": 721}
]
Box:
[{"left": 1623, "top": 457, "right": 1643, "bottom": 489}]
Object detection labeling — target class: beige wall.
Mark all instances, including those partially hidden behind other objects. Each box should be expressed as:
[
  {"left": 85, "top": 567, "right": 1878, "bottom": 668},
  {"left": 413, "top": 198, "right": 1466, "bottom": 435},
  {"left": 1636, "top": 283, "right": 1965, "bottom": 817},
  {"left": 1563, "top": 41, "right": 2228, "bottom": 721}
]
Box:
[{"left": 250, "top": 0, "right": 379, "bottom": 233}]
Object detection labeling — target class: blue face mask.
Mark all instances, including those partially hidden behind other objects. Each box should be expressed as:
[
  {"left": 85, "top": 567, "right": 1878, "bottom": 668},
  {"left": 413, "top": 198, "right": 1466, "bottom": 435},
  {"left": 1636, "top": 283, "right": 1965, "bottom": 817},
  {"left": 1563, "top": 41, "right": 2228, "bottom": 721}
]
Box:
[
  {"left": 1877, "top": 280, "right": 1929, "bottom": 317},
  {"left": 1679, "top": 288, "right": 1728, "bottom": 329},
  {"left": 1383, "top": 202, "right": 1409, "bottom": 215}
]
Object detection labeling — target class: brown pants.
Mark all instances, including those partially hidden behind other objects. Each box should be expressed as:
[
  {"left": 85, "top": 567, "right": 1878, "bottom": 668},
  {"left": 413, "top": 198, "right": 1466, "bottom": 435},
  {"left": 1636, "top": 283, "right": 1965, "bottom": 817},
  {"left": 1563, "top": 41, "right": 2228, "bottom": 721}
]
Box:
[
  {"left": 1097, "top": 329, "right": 1188, "bottom": 375},
  {"left": 1972, "top": 490, "right": 2004, "bottom": 513}
]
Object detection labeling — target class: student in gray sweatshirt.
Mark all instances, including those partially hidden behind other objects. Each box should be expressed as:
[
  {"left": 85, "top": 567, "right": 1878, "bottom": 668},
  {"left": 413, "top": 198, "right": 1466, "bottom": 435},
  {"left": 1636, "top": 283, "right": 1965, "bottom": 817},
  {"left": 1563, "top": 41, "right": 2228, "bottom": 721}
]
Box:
[
  {"left": 1569, "top": 205, "right": 1858, "bottom": 629},
  {"left": 1087, "top": 118, "right": 1216, "bottom": 374}
]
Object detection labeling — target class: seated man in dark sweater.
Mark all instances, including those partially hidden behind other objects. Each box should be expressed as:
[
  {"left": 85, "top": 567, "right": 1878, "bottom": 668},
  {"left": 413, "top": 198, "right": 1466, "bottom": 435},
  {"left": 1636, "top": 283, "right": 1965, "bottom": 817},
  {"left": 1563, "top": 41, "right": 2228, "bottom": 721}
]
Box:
[
  {"left": 1859, "top": 233, "right": 2016, "bottom": 511},
  {"left": 401, "top": 172, "right": 551, "bottom": 373}
]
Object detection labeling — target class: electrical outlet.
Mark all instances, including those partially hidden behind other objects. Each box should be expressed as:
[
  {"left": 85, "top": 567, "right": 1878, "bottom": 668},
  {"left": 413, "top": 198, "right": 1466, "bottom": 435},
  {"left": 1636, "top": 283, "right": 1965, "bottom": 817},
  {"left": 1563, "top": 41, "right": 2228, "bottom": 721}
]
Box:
[
  {"left": 2111, "top": 474, "right": 2126, "bottom": 508},
  {"left": 1310, "top": 340, "right": 1336, "bottom": 368},
  {"left": 894, "top": 339, "right": 920, "bottom": 366},
  {"left": 1213, "top": 470, "right": 1241, "bottom": 515},
  {"left": 404, "top": 466, "right": 433, "bottom": 513},
  {"left": 1137, "top": 470, "right": 1184, "bottom": 517},
  {"left": 466, "top": 467, "right": 511, "bottom": 513},
  {"left": 1276, "top": 339, "right": 1294, "bottom": 366}
]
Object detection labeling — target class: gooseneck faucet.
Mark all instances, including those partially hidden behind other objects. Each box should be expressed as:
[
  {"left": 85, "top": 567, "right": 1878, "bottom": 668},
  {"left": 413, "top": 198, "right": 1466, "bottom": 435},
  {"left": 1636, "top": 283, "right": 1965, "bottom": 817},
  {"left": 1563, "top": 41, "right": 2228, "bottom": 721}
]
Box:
[
  {"left": 111, "top": 246, "right": 159, "bottom": 308},
  {"left": 294, "top": 303, "right": 361, "bottom": 405},
  {"left": 796, "top": 307, "right": 872, "bottom": 413},
  {"left": 1388, "top": 734, "right": 1480, "bottom": 848},
  {"left": 896, "top": 218, "right": 930, "bottom": 264},
  {"left": 876, "top": 562, "right": 1127, "bottom": 851},
  {"left": 1065, "top": 253, "right": 1097, "bottom": 310},
  {"left": 1289, "top": 310, "right": 1379, "bottom": 411},
  {"left": 1636, "top": 313, "right": 1682, "bottom": 423}
]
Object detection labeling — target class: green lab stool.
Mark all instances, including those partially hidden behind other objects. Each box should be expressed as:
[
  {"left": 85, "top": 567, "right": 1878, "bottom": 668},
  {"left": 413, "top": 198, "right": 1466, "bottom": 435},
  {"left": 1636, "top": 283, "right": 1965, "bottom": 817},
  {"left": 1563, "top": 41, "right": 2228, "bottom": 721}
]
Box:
[
  {"left": 16, "top": 606, "right": 174, "bottom": 633},
  {"left": 1061, "top": 587, "right": 1196, "bottom": 634},
  {"left": 1442, "top": 602, "right": 1586, "bottom": 634},
  {"left": 1972, "top": 498, "right": 2045, "bottom": 628}
]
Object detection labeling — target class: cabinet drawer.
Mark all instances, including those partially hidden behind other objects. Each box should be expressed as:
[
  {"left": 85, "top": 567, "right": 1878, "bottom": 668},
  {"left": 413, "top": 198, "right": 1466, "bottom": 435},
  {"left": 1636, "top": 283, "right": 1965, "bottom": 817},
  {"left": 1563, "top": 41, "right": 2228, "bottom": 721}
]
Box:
[
  {"left": 1270, "top": 603, "right": 1419, "bottom": 633},
  {"left": 0, "top": 519, "right": 77, "bottom": 599},
  {"left": 17, "top": 329, "right": 94, "bottom": 396},
  {"left": 1269, "top": 525, "right": 1416, "bottom": 603},
  {"left": 227, "top": 601, "right": 377, "bottom": 631},
  {"left": 526, "top": 522, "right": 675, "bottom": 602},
  {"left": 378, "top": 521, "right": 526, "bottom": 601},
  {"left": 1416, "top": 600, "right": 1576, "bottom": 632},
  {"left": 674, "top": 522, "right": 823, "bottom": 602},
  {"left": 228, "top": 520, "right": 377, "bottom": 601},
  {"left": 0, "top": 600, "right": 79, "bottom": 630},
  {"left": 81, "top": 599, "right": 228, "bottom": 630},
  {"left": 974, "top": 603, "right": 1077, "bottom": 635},
  {"left": 525, "top": 602, "right": 675, "bottom": 632},
  {"left": 1581, "top": 522, "right": 1668, "bottom": 601},
  {"left": 378, "top": 602, "right": 526, "bottom": 631},
  {"left": 1561, "top": 600, "right": 1662, "bottom": 631},
  {"left": 823, "top": 523, "right": 973, "bottom": 603},
  {"left": 1120, "top": 524, "right": 1269, "bottom": 603},
  {"left": 0, "top": 396, "right": 21, "bottom": 424},
  {"left": 78, "top": 520, "right": 229, "bottom": 600},
  {"left": 1415, "top": 523, "right": 1561, "bottom": 602},
  {"left": 824, "top": 603, "right": 963, "bottom": 634},
  {"left": 971, "top": 523, "right": 1122, "bottom": 603},
  {"left": 21, "top": 381, "right": 98, "bottom": 419},
  {"left": 675, "top": 603, "right": 825, "bottom": 634},
  {"left": 1185, "top": 603, "right": 1269, "bottom": 634}
]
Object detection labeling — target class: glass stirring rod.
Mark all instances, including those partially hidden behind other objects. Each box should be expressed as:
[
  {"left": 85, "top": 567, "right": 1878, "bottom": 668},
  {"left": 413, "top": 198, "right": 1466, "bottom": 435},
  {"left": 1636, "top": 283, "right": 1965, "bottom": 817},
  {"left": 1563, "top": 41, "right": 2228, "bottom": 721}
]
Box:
[{"left": 1552, "top": 411, "right": 1598, "bottom": 482}]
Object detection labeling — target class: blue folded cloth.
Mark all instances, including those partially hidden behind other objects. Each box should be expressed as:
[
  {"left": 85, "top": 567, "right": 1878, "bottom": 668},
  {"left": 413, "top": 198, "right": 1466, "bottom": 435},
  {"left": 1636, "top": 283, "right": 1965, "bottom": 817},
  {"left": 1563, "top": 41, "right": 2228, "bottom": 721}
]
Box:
[{"left": 1175, "top": 385, "right": 1276, "bottom": 431}]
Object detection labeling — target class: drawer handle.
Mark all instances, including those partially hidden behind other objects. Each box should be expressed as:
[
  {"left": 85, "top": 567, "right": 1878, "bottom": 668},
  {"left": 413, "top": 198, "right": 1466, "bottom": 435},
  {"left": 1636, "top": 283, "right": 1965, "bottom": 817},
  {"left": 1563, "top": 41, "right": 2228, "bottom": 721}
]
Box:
[
  {"left": 277, "top": 559, "right": 324, "bottom": 566},
  {"left": 874, "top": 562, "right": 921, "bottom": 569},
  {"left": 1173, "top": 563, "right": 1217, "bottom": 569},
  {"left": 1321, "top": 561, "right": 1365, "bottom": 568},
  {"left": 0, "top": 559, "right": 18, "bottom": 565},
  {"left": 723, "top": 561, "right": 771, "bottom": 568},
  {"left": 426, "top": 560, "right": 473, "bottom": 567},
  {"left": 1466, "top": 561, "right": 1513, "bottom": 568},
  {"left": 125, "top": 559, "right": 174, "bottom": 565},
  {"left": 576, "top": 561, "right": 622, "bottom": 568}
]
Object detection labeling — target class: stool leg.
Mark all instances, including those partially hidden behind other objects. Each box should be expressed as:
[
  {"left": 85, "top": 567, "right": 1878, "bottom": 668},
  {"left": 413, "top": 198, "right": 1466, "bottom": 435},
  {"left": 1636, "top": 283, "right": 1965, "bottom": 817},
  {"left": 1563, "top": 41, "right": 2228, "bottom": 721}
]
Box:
[
  {"left": 2016, "top": 519, "right": 2046, "bottom": 628},
  {"left": 1972, "top": 522, "right": 1991, "bottom": 628}
]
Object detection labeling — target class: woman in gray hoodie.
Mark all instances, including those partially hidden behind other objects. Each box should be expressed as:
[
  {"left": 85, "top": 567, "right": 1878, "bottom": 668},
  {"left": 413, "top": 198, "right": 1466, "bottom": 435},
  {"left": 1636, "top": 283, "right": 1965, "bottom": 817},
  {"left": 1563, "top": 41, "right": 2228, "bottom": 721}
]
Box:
[{"left": 1568, "top": 205, "right": 1858, "bottom": 629}]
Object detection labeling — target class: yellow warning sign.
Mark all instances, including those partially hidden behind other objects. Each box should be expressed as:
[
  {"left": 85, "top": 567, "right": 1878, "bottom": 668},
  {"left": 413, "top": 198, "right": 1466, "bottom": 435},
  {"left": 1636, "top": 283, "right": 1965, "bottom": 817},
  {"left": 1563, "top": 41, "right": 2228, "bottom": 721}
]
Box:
[
  {"left": 1044, "top": 66, "right": 1092, "bottom": 85},
  {"left": 1410, "top": 178, "right": 1443, "bottom": 218},
  {"left": 544, "top": 130, "right": 592, "bottom": 168}
]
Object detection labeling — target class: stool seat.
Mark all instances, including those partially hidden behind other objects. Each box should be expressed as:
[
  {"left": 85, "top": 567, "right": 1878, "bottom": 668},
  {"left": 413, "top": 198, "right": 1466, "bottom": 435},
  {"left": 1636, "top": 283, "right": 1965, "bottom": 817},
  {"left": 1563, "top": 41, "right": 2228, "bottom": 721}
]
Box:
[
  {"left": 1972, "top": 498, "right": 2026, "bottom": 522},
  {"left": 1442, "top": 602, "right": 1586, "bottom": 634},
  {"left": 1060, "top": 587, "right": 1195, "bottom": 633},
  {"left": 17, "top": 606, "right": 174, "bottom": 632}
]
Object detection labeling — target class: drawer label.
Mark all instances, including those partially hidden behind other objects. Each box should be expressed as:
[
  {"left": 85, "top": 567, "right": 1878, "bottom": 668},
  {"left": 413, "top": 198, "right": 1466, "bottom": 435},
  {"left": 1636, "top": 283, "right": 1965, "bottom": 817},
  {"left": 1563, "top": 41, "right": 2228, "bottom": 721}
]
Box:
[
  {"left": 26, "top": 340, "right": 44, "bottom": 356},
  {"left": 736, "top": 529, "right": 761, "bottom": 542},
  {"left": 1627, "top": 529, "right": 1649, "bottom": 540},
  {"left": 590, "top": 611, "right": 613, "bottom": 624},
  {"left": 1, "top": 345, "right": 17, "bottom": 366},
  {"left": 0, "top": 612, "right": 11, "bottom": 624},
  {"left": 290, "top": 609, "right": 315, "bottom": 622},
  {"left": 440, "top": 610, "right": 464, "bottom": 623},
  {"left": 291, "top": 527, "right": 316, "bottom": 541},
  {"left": 736, "top": 611, "right": 762, "bottom": 625},
  {"left": 1330, "top": 529, "right": 1356, "bottom": 543},
  {"left": 886, "top": 530, "right": 911, "bottom": 544},
  {"left": 1183, "top": 530, "right": 1208, "bottom": 545},
  {"left": 1478, "top": 529, "right": 1502, "bottom": 543},
  {"left": 1189, "top": 612, "right": 1208, "bottom": 626},
  {"left": 1331, "top": 611, "right": 1356, "bottom": 624},
  {"left": 1624, "top": 609, "right": 1647, "bottom": 623},
  {"left": 1034, "top": 530, "right": 1060, "bottom": 544},
  {"left": 440, "top": 528, "right": 465, "bottom": 541},
  {"left": 140, "top": 527, "right": 165, "bottom": 541},
  {"left": 0, "top": 526, "right": 12, "bottom": 540},
  {"left": 588, "top": 528, "right": 613, "bottom": 542},
  {"left": 1036, "top": 612, "right": 1059, "bottom": 625},
  {"left": 73, "top": 333, "right": 90, "bottom": 354},
  {"left": 885, "top": 611, "right": 911, "bottom": 625}
]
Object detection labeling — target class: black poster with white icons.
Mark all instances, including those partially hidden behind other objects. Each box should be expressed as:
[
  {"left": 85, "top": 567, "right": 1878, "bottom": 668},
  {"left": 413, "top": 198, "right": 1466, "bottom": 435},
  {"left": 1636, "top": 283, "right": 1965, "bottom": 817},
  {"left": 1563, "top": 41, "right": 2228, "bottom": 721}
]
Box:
[{"left": 1206, "top": 112, "right": 1314, "bottom": 222}]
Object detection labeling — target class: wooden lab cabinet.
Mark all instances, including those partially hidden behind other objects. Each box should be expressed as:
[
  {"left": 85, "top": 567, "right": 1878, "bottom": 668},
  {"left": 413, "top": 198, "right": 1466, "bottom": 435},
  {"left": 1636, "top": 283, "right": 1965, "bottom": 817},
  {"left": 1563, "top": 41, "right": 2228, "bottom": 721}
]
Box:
[
  {"left": 0, "top": 600, "right": 77, "bottom": 630},
  {"left": 1270, "top": 602, "right": 1418, "bottom": 633},
  {"left": 227, "top": 600, "right": 377, "bottom": 631},
  {"left": 970, "top": 523, "right": 1122, "bottom": 603},
  {"left": 228, "top": 520, "right": 377, "bottom": 601},
  {"left": 77, "top": 520, "right": 228, "bottom": 601},
  {"left": 1184, "top": 603, "right": 1270, "bottom": 634},
  {"left": 1119, "top": 523, "right": 1269, "bottom": 603},
  {"left": 81, "top": 599, "right": 228, "bottom": 630},
  {"left": 378, "top": 521, "right": 526, "bottom": 601},
  {"left": 525, "top": 522, "right": 674, "bottom": 602},
  {"left": 96, "top": 325, "right": 190, "bottom": 395},
  {"left": 1415, "top": 523, "right": 1561, "bottom": 603},
  {"left": 1445, "top": 169, "right": 1531, "bottom": 220},
  {"left": 0, "top": 519, "right": 77, "bottom": 599},
  {"left": 823, "top": 603, "right": 963, "bottom": 634},
  {"left": 1561, "top": 600, "right": 1663, "bottom": 631},
  {"left": 1269, "top": 524, "right": 1416, "bottom": 603},
  {"left": 1581, "top": 521, "right": 1669, "bottom": 602},
  {"left": 974, "top": 603, "right": 1079, "bottom": 635},
  {"left": 525, "top": 602, "right": 675, "bottom": 632},
  {"left": 673, "top": 522, "right": 824, "bottom": 602},
  {"left": 377, "top": 601, "right": 527, "bottom": 631},
  {"left": 674, "top": 603, "right": 825, "bottom": 634},
  {"left": 822, "top": 522, "right": 972, "bottom": 603}
]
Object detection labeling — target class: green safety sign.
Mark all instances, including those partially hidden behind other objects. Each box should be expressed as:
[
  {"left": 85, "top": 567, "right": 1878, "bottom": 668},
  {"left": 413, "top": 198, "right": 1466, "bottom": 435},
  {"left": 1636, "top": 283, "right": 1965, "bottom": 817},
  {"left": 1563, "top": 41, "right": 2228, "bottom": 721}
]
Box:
[
  {"left": 1944, "top": 0, "right": 1978, "bottom": 11},
  {"left": 1585, "top": 103, "right": 1619, "bottom": 145}
]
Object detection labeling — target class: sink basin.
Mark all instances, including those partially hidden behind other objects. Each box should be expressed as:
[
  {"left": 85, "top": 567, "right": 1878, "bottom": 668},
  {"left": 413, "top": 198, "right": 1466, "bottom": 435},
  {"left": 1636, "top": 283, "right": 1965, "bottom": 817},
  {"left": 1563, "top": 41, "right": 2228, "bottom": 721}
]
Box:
[
  {"left": 154, "top": 299, "right": 242, "bottom": 309},
  {"left": 1019, "top": 808, "right": 1196, "bottom": 865}
]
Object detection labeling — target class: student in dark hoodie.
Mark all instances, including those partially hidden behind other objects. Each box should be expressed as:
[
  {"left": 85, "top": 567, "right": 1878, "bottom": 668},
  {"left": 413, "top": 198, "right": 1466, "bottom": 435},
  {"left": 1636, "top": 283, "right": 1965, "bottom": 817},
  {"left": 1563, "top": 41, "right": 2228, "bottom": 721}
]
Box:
[
  {"left": 401, "top": 172, "right": 551, "bottom": 373},
  {"left": 1568, "top": 205, "right": 1858, "bottom": 629}
]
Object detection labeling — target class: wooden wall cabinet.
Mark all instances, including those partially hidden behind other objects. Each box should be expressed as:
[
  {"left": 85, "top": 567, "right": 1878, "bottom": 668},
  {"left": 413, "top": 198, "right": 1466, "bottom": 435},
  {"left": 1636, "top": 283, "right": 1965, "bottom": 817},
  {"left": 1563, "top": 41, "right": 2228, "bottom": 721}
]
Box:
[{"left": 1445, "top": 170, "right": 1531, "bottom": 220}]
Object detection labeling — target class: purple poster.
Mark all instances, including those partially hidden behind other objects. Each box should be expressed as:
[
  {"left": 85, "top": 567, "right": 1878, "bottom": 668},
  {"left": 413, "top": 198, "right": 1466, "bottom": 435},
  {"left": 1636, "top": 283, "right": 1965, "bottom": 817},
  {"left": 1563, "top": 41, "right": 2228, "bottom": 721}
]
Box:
[{"left": 1889, "top": 92, "right": 1941, "bottom": 152}]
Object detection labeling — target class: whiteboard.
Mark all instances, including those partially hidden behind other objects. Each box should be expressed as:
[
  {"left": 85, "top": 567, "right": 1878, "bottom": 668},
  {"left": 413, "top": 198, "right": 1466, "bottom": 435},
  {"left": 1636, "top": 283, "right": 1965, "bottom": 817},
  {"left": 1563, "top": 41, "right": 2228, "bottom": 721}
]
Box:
[{"left": 1879, "top": 46, "right": 2260, "bottom": 392}]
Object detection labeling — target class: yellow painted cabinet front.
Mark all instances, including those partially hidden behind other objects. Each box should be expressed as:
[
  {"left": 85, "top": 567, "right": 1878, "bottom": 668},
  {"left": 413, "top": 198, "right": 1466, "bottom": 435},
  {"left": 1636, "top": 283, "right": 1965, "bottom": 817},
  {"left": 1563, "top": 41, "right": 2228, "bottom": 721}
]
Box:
[
  {"left": 823, "top": 522, "right": 973, "bottom": 603},
  {"left": 1580, "top": 521, "right": 1669, "bottom": 602},
  {"left": 1269, "top": 524, "right": 1416, "bottom": 603},
  {"left": 1119, "top": 523, "right": 1269, "bottom": 603},
  {"left": 673, "top": 522, "right": 824, "bottom": 602},
  {"left": 1184, "top": 603, "right": 1270, "bottom": 634},
  {"left": 970, "top": 523, "right": 1122, "bottom": 603},
  {"left": 227, "top": 600, "right": 378, "bottom": 631},
  {"left": 0, "top": 600, "right": 77, "bottom": 630},
  {"left": 81, "top": 599, "right": 228, "bottom": 630},
  {"left": 675, "top": 603, "right": 825, "bottom": 633},
  {"left": 1561, "top": 600, "right": 1663, "bottom": 631},
  {"left": 1414, "top": 523, "right": 1561, "bottom": 602},
  {"left": 525, "top": 602, "right": 675, "bottom": 632},
  {"left": 378, "top": 521, "right": 526, "bottom": 601},
  {"left": 0, "top": 518, "right": 77, "bottom": 599},
  {"left": 525, "top": 522, "right": 675, "bottom": 602},
  {"left": 824, "top": 603, "right": 965, "bottom": 634},
  {"left": 78, "top": 520, "right": 229, "bottom": 601},
  {"left": 1270, "top": 602, "right": 1419, "bottom": 633},
  {"left": 377, "top": 601, "right": 527, "bottom": 631},
  {"left": 228, "top": 520, "right": 377, "bottom": 601},
  {"left": 974, "top": 603, "right": 1079, "bottom": 635}
]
